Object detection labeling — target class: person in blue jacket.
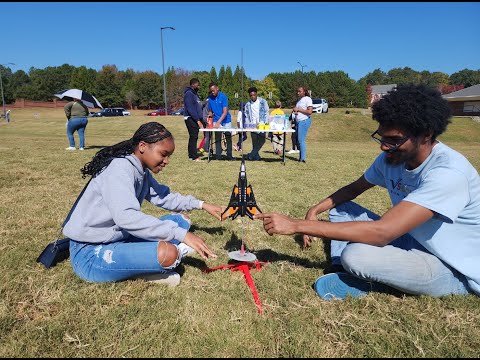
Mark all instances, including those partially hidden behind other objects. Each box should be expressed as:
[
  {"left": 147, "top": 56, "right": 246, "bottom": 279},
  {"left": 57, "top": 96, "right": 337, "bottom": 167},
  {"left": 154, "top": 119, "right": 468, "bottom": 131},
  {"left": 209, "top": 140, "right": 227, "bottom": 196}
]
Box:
[
  {"left": 63, "top": 122, "right": 221, "bottom": 287},
  {"left": 183, "top": 78, "right": 204, "bottom": 161}
]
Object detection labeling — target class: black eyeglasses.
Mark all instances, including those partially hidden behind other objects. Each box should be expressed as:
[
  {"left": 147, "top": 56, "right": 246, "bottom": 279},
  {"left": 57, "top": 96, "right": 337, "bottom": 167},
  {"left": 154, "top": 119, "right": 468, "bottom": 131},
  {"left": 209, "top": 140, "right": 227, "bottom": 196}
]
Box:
[{"left": 370, "top": 130, "right": 411, "bottom": 151}]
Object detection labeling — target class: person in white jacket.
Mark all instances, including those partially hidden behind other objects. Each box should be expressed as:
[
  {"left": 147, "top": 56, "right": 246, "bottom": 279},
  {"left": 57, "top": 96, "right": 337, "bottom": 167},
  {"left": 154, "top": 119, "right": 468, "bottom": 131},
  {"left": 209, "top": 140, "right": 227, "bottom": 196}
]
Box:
[{"left": 63, "top": 121, "right": 221, "bottom": 286}]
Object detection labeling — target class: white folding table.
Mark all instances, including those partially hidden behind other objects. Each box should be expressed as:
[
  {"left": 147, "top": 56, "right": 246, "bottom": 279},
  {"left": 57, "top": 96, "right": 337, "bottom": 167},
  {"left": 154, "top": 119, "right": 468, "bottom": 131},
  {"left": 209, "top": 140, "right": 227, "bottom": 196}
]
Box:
[{"left": 199, "top": 128, "right": 296, "bottom": 165}]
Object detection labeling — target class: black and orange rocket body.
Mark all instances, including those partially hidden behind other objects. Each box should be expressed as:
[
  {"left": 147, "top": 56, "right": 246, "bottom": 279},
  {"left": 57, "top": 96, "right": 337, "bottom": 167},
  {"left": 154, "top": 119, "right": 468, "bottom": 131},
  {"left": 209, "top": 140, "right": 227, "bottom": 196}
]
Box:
[{"left": 221, "top": 159, "right": 261, "bottom": 221}]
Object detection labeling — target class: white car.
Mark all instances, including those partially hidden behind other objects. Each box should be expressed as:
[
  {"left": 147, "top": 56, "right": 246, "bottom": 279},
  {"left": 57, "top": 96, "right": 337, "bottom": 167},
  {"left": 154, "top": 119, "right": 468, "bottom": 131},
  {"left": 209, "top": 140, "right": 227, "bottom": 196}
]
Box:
[
  {"left": 116, "top": 108, "right": 131, "bottom": 116},
  {"left": 311, "top": 98, "right": 329, "bottom": 113}
]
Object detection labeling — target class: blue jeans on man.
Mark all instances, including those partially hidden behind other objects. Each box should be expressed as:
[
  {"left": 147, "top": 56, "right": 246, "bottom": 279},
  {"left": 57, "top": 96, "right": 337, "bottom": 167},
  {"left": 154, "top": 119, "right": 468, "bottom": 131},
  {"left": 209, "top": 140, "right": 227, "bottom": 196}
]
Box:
[
  {"left": 328, "top": 201, "right": 472, "bottom": 297},
  {"left": 214, "top": 122, "right": 233, "bottom": 160},
  {"left": 67, "top": 117, "right": 88, "bottom": 148}
]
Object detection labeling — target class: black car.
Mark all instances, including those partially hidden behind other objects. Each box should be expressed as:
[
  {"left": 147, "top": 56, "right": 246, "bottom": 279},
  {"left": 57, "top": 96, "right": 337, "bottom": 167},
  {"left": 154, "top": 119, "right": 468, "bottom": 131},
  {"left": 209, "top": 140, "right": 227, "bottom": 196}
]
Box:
[{"left": 91, "top": 108, "right": 127, "bottom": 117}]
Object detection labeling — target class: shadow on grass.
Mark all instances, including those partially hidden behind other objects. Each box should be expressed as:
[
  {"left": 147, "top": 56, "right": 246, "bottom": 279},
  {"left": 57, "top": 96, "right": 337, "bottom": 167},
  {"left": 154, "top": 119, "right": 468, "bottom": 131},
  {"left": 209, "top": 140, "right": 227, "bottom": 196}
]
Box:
[
  {"left": 225, "top": 232, "right": 328, "bottom": 269},
  {"left": 190, "top": 224, "right": 225, "bottom": 235},
  {"left": 181, "top": 232, "right": 332, "bottom": 273},
  {"left": 83, "top": 145, "right": 111, "bottom": 150}
]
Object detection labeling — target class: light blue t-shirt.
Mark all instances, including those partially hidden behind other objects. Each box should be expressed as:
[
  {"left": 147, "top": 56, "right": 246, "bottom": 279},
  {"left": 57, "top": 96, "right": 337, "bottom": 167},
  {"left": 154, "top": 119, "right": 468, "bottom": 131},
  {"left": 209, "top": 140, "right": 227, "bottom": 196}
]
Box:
[
  {"left": 364, "top": 142, "right": 480, "bottom": 295},
  {"left": 208, "top": 91, "right": 231, "bottom": 125}
]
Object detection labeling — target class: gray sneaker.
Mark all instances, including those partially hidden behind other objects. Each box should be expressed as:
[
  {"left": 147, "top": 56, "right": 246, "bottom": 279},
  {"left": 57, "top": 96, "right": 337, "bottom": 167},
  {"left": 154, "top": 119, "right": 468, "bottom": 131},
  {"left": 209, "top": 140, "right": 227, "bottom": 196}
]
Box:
[{"left": 137, "top": 272, "right": 181, "bottom": 287}]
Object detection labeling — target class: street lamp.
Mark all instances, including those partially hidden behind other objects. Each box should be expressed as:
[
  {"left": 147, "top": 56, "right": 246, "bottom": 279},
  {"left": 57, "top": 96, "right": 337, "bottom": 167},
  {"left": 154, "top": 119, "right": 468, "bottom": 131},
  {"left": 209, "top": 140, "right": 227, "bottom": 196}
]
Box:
[
  {"left": 0, "top": 62, "right": 15, "bottom": 120},
  {"left": 161, "top": 26, "right": 175, "bottom": 116},
  {"left": 297, "top": 61, "right": 307, "bottom": 74}
]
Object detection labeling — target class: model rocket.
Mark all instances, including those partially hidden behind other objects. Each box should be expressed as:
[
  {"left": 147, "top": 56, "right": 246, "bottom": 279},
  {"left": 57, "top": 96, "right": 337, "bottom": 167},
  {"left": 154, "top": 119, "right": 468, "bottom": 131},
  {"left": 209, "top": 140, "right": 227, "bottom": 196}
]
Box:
[{"left": 221, "top": 159, "right": 261, "bottom": 221}]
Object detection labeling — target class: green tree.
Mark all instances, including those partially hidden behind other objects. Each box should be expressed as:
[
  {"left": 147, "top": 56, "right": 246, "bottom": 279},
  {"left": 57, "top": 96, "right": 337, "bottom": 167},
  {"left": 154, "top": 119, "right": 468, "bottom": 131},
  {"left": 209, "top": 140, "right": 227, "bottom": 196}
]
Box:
[
  {"left": 125, "top": 90, "right": 138, "bottom": 110},
  {"left": 253, "top": 76, "right": 280, "bottom": 107},
  {"left": 359, "top": 68, "right": 387, "bottom": 85},
  {"left": 208, "top": 66, "right": 218, "bottom": 85},
  {"left": 10, "top": 69, "right": 30, "bottom": 101},
  {"left": 0, "top": 65, "right": 15, "bottom": 103},
  {"left": 22, "top": 64, "right": 75, "bottom": 101},
  {"left": 118, "top": 68, "right": 137, "bottom": 105},
  {"left": 450, "top": 69, "right": 480, "bottom": 87},
  {"left": 167, "top": 67, "right": 191, "bottom": 110},
  {"left": 133, "top": 71, "right": 162, "bottom": 109},
  {"left": 220, "top": 66, "right": 236, "bottom": 108},
  {"left": 420, "top": 71, "right": 449, "bottom": 87},
  {"left": 191, "top": 70, "right": 211, "bottom": 101},
  {"left": 70, "top": 66, "right": 97, "bottom": 94},
  {"left": 386, "top": 67, "right": 421, "bottom": 85},
  {"left": 218, "top": 65, "right": 226, "bottom": 88},
  {"left": 95, "top": 65, "right": 123, "bottom": 107}
]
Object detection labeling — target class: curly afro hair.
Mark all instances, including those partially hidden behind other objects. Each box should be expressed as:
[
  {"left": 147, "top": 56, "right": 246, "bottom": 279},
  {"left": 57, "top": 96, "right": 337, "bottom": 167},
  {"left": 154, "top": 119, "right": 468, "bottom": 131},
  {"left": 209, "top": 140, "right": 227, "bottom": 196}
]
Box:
[{"left": 371, "top": 83, "right": 452, "bottom": 141}]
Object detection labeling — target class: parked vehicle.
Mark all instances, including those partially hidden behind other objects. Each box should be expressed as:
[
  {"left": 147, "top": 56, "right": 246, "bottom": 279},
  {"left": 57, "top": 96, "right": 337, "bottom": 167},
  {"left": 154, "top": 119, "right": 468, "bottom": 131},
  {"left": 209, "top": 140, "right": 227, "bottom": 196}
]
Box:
[
  {"left": 118, "top": 108, "right": 131, "bottom": 116},
  {"left": 170, "top": 107, "right": 184, "bottom": 116},
  {"left": 311, "top": 98, "right": 329, "bottom": 113},
  {"left": 91, "top": 108, "right": 129, "bottom": 117},
  {"left": 146, "top": 109, "right": 168, "bottom": 116}
]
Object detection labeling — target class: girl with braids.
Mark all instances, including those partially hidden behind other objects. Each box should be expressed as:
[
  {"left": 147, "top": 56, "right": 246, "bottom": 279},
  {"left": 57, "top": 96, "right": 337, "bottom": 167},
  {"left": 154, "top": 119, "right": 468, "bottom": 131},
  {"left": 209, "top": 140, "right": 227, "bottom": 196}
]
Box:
[{"left": 63, "top": 122, "right": 221, "bottom": 286}]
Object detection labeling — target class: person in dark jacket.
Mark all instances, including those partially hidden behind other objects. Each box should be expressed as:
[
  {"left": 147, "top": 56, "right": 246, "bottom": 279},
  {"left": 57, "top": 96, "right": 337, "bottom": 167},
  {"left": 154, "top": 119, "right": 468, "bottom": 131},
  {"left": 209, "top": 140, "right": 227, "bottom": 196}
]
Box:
[{"left": 183, "top": 78, "right": 204, "bottom": 161}]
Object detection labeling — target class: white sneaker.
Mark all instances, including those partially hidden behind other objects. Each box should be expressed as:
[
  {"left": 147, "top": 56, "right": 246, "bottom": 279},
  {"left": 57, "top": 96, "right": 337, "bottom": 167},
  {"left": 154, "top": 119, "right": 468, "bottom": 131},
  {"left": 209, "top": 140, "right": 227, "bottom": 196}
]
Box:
[
  {"left": 177, "top": 242, "right": 196, "bottom": 258},
  {"left": 287, "top": 149, "right": 297, "bottom": 154},
  {"left": 65, "top": 147, "right": 76, "bottom": 151},
  {"left": 79, "top": 147, "right": 85, "bottom": 151},
  {"left": 137, "top": 271, "right": 181, "bottom": 287}
]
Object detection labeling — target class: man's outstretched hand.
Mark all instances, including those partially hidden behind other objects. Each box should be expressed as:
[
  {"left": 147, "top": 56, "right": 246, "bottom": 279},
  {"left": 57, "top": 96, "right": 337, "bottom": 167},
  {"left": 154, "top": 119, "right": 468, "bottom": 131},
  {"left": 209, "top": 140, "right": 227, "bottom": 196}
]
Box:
[{"left": 254, "top": 212, "right": 298, "bottom": 236}]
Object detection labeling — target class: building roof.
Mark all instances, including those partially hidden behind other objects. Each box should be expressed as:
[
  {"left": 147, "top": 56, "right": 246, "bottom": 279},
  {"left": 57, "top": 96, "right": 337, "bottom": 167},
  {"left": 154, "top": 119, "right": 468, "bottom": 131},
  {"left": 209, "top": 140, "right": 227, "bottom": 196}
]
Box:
[
  {"left": 371, "top": 84, "right": 397, "bottom": 95},
  {"left": 443, "top": 84, "right": 480, "bottom": 101}
]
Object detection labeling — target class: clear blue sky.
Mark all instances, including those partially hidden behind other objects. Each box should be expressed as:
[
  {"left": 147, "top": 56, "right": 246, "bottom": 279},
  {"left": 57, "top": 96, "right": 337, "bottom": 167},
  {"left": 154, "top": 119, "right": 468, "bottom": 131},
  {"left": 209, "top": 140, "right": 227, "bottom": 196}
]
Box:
[{"left": 2, "top": 2, "right": 479, "bottom": 81}]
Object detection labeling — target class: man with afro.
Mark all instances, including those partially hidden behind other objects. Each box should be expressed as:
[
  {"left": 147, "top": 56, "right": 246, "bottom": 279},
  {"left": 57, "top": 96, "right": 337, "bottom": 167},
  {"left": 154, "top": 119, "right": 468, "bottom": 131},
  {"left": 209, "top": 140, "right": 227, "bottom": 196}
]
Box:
[{"left": 256, "top": 84, "right": 480, "bottom": 300}]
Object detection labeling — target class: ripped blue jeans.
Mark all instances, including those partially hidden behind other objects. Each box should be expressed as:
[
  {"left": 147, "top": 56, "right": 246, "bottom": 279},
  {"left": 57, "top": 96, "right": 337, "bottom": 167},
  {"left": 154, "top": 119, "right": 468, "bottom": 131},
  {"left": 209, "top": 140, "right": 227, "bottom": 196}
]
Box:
[{"left": 69, "top": 214, "right": 190, "bottom": 283}]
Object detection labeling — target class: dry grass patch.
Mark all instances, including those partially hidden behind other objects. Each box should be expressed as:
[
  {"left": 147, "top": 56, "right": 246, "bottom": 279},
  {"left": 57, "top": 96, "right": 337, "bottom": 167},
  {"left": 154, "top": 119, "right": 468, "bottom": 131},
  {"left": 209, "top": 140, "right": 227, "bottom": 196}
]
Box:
[{"left": 0, "top": 108, "right": 479, "bottom": 357}]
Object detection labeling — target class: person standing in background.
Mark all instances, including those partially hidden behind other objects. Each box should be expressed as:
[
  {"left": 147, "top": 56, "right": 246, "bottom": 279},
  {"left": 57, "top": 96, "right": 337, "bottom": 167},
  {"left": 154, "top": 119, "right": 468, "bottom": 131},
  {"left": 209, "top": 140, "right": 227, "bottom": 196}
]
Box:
[
  {"left": 64, "top": 98, "right": 89, "bottom": 151},
  {"left": 197, "top": 99, "right": 211, "bottom": 156},
  {"left": 183, "top": 78, "right": 204, "bottom": 161},
  {"left": 292, "top": 86, "right": 313, "bottom": 163},
  {"left": 244, "top": 87, "right": 270, "bottom": 161},
  {"left": 233, "top": 101, "right": 247, "bottom": 152},
  {"left": 207, "top": 82, "right": 234, "bottom": 161},
  {"left": 270, "top": 100, "right": 285, "bottom": 156}
]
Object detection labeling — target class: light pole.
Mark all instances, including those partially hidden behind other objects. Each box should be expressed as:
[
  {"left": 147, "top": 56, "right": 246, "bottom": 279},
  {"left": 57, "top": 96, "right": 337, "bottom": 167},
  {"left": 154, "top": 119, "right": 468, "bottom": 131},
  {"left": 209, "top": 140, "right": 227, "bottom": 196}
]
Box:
[
  {"left": 0, "top": 62, "right": 15, "bottom": 119},
  {"left": 297, "top": 61, "right": 307, "bottom": 74},
  {"left": 161, "top": 26, "right": 175, "bottom": 116}
]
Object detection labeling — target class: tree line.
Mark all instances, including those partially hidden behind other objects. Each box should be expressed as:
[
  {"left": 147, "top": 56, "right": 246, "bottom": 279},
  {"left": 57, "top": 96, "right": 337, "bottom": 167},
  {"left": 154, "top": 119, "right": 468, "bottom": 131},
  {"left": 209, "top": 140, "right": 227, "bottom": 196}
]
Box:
[{"left": 1, "top": 64, "right": 479, "bottom": 110}]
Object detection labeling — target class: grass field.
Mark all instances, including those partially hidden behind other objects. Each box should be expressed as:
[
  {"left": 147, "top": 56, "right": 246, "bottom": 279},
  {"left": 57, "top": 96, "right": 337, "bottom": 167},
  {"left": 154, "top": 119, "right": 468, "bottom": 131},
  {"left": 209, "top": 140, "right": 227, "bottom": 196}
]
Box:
[{"left": 1, "top": 108, "right": 479, "bottom": 357}]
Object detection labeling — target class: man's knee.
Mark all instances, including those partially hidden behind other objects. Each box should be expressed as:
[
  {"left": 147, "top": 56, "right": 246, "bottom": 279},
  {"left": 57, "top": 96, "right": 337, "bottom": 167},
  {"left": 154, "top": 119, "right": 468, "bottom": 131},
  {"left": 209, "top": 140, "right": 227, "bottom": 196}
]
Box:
[
  {"left": 341, "top": 243, "right": 374, "bottom": 275},
  {"left": 157, "top": 242, "right": 179, "bottom": 268}
]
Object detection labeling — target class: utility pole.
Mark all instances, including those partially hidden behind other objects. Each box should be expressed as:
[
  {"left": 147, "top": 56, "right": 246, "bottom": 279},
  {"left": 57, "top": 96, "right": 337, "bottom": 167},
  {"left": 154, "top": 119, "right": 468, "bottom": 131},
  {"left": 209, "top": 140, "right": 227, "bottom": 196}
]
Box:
[
  {"left": 161, "top": 26, "right": 175, "bottom": 116},
  {"left": 0, "top": 62, "right": 15, "bottom": 120}
]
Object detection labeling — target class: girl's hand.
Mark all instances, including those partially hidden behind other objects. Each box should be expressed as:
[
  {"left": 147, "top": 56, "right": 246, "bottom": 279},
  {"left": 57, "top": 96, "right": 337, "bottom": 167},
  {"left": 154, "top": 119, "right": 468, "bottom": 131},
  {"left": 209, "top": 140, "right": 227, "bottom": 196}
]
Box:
[
  {"left": 183, "top": 232, "right": 217, "bottom": 260},
  {"left": 202, "top": 202, "right": 224, "bottom": 221}
]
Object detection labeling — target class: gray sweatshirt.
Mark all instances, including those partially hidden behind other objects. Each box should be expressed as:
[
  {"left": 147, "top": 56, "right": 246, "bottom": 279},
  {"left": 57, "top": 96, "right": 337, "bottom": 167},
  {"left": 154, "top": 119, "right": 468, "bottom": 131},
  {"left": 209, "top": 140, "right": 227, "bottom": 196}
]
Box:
[{"left": 63, "top": 154, "right": 202, "bottom": 244}]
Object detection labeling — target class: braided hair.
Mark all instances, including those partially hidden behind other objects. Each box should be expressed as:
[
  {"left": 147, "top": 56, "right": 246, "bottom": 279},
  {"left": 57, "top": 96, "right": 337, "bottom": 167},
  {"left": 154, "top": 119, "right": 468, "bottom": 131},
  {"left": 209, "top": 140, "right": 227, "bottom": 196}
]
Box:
[{"left": 80, "top": 122, "right": 173, "bottom": 178}]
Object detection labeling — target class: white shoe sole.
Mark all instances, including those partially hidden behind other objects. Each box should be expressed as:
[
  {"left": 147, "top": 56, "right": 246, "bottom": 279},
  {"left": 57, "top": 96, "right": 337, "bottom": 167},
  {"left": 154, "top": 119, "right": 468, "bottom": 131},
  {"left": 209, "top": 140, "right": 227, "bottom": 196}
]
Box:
[{"left": 137, "top": 272, "right": 181, "bottom": 287}]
